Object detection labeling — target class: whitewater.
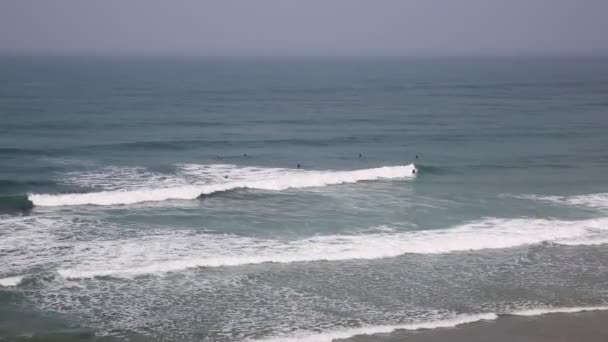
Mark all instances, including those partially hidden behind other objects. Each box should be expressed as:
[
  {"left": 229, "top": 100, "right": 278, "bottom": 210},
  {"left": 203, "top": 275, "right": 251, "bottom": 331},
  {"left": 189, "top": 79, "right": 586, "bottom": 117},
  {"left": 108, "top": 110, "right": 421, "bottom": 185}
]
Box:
[
  {"left": 12, "top": 216, "right": 604, "bottom": 280},
  {"left": 29, "top": 164, "right": 417, "bottom": 206},
  {"left": 0, "top": 276, "right": 23, "bottom": 287},
  {"left": 252, "top": 306, "right": 608, "bottom": 342}
]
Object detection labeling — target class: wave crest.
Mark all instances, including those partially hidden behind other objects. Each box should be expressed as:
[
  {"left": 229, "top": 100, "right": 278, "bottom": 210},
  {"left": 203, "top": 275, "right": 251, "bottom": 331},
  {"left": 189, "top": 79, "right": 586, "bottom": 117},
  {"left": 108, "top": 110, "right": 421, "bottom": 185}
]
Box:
[
  {"left": 29, "top": 164, "right": 417, "bottom": 207},
  {"left": 57, "top": 217, "right": 608, "bottom": 279}
]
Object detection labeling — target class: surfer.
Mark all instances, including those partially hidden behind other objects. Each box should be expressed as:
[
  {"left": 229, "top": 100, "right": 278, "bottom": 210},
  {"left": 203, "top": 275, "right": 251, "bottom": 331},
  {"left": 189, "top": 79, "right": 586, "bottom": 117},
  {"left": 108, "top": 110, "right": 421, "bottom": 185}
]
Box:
[{"left": 297, "top": 163, "right": 301, "bottom": 169}]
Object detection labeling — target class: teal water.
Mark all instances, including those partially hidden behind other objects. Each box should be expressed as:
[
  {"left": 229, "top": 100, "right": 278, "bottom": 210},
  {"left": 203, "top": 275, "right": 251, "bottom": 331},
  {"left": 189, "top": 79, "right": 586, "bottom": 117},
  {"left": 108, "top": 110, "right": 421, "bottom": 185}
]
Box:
[{"left": 1, "top": 57, "right": 608, "bottom": 342}]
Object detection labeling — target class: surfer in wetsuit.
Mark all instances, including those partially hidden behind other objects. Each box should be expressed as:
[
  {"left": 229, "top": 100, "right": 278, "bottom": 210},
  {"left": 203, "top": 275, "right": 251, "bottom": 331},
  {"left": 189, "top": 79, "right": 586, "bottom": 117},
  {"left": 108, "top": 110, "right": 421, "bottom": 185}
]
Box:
[{"left": 297, "top": 163, "right": 301, "bottom": 169}]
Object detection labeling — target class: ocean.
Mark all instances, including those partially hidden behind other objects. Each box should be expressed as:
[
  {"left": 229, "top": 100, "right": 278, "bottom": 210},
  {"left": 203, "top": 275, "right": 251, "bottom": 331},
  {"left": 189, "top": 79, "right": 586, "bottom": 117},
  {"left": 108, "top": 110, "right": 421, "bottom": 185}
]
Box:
[{"left": 1, "top": 56, "right": 607, "bottom": 342}]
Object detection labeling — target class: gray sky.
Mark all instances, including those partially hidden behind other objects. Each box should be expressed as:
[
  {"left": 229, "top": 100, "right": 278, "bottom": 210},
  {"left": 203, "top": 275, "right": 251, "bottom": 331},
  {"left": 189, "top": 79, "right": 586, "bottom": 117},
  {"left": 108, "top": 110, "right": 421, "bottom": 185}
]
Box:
[{"left": 1, "top": 0, "right": 607, "bottom": 57}]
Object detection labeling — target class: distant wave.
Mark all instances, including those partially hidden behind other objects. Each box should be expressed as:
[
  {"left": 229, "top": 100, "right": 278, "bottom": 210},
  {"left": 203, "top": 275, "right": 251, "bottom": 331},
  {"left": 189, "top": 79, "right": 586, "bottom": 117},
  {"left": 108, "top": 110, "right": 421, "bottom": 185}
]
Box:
[
  {"left": 507, "top": 193, "right": 608, "bottom": 210},
  {"left": 0, "top": 179, "right": 55, "bottom": 188},
  {"left": 75, "top": 135, "right": 391, "bottom": 152},
  {"left": 29, "top": 164, "right": 417, "bottom": 207},
  {"left": 56, "top": 217, "right": 608, "bottom": 279},
  {"left": 1, "top": 135, "right": 389, "bottom": 157},
  {"left": 252, "top": 306, "right": 608, "bottom": 342},
  {"left": 0, "top": 147, "right": 51, "bottom": 157}
]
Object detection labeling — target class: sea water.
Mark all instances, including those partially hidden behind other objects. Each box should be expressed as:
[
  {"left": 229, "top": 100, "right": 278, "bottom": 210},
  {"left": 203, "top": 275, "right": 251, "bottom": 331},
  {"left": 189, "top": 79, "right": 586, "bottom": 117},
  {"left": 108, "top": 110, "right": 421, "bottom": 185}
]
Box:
[{"left": 1, "top": 56, "right": 608, "bottom": 341}]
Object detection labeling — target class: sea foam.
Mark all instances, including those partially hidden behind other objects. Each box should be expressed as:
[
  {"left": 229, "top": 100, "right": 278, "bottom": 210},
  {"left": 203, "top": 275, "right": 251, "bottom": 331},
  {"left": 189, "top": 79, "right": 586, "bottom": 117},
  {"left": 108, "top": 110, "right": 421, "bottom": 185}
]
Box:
[
  {"left": 511, "top": 306, "right": 608, "bottom": 316},
  {"left": 0, "top": 276, "right": 24, "bottom": 287},
  {"left": 57, "top": 217, "right": 608, "bottom": 279},
  {"left": 252, "top": 306, "right": 608, "bottom": 342},
  {"left": 30, "top": 164, "right": 417, "bottom": 206},
  {"left": 251, "top": 313, "right": 498, "bottom": 342},
  {"left": 507, "top": 193, "right": 608, "bottom": 211}
]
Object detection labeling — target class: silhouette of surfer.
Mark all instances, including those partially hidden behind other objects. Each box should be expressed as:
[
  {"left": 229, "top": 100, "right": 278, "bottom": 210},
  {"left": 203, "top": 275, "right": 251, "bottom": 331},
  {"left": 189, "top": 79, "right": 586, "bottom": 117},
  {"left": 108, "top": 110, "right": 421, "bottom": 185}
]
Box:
[{"left": 297, "top": 163, "right": 301, "bottom": 169}]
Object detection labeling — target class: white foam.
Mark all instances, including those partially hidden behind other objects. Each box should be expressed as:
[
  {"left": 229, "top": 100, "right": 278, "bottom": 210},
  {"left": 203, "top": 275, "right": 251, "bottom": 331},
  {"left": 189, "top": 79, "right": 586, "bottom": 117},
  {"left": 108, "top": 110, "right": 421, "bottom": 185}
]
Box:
[
  {"left": 511, "top": 306, "right": 608, "bottom": 316},
  {"left": 0, "top": 276, "right": 24, "bottom": 287},
  {"left": 559, "top": 237, "right": 608, "bottom": 246},
  {"left": 30, "top": 164, "right": 417, "bottom": 206},
  {"left": 508, "top": 193, "right": 608, "bottom": 210},
  {"left": 60, "top": 166, "right": 189, "bottom": 191},
  {"left": 0, "top": 214, "right": 132, "bottom": 278},
  {"left": 250, "top": 313, "right": 498, "bottom": 342},
  {"left": 252, "top": 305, "right": 608, "bottom": 342},
  {"left": 57, "top": 217, "right": 608, "bottom": 279},
  {"left": 0, "top": 216, "right": 68, "bottom": 276}
]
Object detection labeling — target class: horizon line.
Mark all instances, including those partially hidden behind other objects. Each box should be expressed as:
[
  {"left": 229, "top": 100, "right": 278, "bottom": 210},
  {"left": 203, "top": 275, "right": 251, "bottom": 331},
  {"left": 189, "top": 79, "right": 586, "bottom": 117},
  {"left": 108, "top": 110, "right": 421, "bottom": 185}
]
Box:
[{"left": 2, "top": 50, "right": 608, "bottom": 60}]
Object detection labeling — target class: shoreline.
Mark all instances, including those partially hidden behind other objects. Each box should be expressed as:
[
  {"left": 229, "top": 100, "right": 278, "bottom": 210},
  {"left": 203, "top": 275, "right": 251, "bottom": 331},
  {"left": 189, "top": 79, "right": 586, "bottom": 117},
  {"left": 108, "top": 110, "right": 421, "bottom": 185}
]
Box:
[{"left": 345, "top": 310, "right": 608, "bottom": 342}]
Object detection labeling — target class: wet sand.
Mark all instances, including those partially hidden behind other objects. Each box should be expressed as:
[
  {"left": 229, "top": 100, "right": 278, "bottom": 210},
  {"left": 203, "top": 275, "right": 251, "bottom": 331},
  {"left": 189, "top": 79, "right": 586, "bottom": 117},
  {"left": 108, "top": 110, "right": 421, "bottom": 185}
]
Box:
[{"left": 345, "top": 311, "right": 608, "bottom": 342}]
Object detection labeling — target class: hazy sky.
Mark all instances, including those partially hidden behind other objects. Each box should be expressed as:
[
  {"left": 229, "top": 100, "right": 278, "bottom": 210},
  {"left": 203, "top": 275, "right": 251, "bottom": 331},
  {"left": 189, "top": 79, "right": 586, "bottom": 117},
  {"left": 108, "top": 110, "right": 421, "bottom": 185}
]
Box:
[{"left": 1, "top": 0, "right": 607, "bottom": 57}]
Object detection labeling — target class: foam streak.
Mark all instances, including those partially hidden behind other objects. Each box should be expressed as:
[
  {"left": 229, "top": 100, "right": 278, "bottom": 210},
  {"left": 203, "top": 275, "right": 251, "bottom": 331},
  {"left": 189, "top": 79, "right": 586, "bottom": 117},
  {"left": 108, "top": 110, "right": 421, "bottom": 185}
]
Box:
[
  {"left": 252, "top": 306, "right": 608, "bottom": 342},
  {"left": 251, "top": 313, "right": 498, "bottom": 342}
]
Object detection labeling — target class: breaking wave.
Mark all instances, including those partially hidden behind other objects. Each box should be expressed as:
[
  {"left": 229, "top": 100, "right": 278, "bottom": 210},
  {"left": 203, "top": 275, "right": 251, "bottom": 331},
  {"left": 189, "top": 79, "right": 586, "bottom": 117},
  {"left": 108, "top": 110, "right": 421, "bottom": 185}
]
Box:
[
  {"left": 57, "top": 217, "right": 608, "bottom": 279},
  {"left": 0, "top": 194, "right": 34, "bottom": 213},
  {"left": 29, "top": 164, "right": 417, "bottom": 207}
]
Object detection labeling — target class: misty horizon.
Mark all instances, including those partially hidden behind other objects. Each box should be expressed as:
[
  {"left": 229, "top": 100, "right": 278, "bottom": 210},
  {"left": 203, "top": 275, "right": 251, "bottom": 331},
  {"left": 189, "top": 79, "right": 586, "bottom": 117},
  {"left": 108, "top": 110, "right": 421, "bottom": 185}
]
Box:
[
  {"left": 1, "top": 0, "right": 607, "bottom": 58},
  {"left": 2, "top": 50, "right": 608, "bottom": 60}
]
